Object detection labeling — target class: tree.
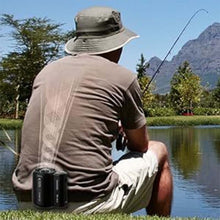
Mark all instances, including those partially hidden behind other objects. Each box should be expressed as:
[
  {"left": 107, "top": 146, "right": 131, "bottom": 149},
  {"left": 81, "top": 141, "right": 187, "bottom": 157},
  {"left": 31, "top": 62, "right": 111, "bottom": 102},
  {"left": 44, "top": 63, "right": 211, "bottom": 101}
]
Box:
[
  {"left": 136, "top": 53, "right": 149, "bottom": 79},
  {"left": 212, "top": 79, "right": 220, "bottom": 107},
  {"left": 0, "top": 14, "right": 74, "bottom": 118},
  {"left": 136, "top": 54, "right": 154, "bottom": 111},
  {"left": 170, "top": 61, "right": 202, "bottom": 114},
  {"left": 199, "top": 89, "right": 214, "bottom": 108}
]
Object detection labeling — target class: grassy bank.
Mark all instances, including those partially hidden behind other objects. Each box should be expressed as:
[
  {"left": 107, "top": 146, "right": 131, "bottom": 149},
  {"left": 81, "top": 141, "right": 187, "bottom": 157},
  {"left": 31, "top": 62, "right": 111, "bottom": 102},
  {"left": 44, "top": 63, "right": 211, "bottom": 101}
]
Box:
[
  {"left": 0, "top": 210, "right": 213, "bottom": 220},
  {"left": 146, "top": 115, "right": 220, "bottom": 126},
  {"left": 0, "top": 118, "right": 23, "bottom": 129},
  {"left": 0, "top": 116, "right": 220, "bottom": 129}
]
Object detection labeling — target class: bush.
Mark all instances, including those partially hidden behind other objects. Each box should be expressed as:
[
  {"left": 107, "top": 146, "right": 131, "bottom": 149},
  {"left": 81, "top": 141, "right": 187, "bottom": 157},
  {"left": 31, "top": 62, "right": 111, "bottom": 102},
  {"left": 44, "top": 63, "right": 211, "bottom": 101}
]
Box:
[
  {"left": 0, "top": 101, "right": 27, "bottom": 119},
  {"left": 144, "top": 107, "right": 176, "bottom": 117},
  {"left": 193, "top": 107, "right": 220, "bottom": 115}
]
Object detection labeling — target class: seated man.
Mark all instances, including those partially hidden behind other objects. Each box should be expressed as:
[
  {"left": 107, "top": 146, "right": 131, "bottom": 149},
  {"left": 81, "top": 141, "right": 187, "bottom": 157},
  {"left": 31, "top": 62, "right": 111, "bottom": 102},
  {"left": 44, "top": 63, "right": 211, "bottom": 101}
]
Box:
[{"left": 12, "top": 6, "right": 173, "bottom": 216}]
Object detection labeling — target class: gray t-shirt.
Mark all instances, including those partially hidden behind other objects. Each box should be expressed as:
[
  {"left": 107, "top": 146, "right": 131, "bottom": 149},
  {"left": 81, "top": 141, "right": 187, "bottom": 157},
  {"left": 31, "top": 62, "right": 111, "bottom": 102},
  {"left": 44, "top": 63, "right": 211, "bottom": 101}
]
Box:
[{"left": 12, "top": 54, "right": 146, "bottom": 200}]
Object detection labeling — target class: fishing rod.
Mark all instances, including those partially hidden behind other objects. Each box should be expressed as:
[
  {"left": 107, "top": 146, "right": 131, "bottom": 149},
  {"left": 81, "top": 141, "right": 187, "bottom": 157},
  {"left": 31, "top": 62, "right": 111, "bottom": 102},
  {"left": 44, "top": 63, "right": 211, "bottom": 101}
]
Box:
[
  {"left": 116, "top": 9, "right": 208, "bottom": 151},
  {"left": 142, "top": 8, "right": 208, "bottom": 95}
]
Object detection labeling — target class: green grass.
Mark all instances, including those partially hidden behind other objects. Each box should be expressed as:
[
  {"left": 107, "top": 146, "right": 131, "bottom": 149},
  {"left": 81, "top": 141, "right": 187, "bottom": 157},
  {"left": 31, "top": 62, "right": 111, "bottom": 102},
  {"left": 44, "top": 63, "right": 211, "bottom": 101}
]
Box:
[
  {"left": 0, "top": 116, "right": 220, "bottom": 129},
  {"left": 146, "top": 115, "right": 220, "bottom": 126},
  {"left": 0, "top": 118, "right": 23, "bottom": 129},
  {"left": 0, "top": 210, "right": 213, "bottom": 220}
]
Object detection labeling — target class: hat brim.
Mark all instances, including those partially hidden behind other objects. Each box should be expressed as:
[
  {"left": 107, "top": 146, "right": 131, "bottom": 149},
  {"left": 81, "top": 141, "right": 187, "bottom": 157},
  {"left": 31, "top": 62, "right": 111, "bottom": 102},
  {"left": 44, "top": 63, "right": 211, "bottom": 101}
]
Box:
[{"left": 65, "top": 28, "right": 139, "bottom": 55}]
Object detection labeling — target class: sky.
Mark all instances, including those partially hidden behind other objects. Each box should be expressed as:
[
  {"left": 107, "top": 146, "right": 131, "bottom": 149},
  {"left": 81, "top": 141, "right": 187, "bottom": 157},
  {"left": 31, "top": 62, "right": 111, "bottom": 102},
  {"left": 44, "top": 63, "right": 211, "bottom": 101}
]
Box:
[{"left": 1, "top": 0, "right": 220, "bottom": 72}]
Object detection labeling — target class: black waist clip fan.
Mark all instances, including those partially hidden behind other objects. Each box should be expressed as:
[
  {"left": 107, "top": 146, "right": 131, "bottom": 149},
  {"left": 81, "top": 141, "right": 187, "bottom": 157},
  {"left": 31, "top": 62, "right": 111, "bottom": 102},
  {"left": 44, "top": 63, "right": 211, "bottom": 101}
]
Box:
[{"left": 32, "top": 167, "right": 68, "bottom": 209}]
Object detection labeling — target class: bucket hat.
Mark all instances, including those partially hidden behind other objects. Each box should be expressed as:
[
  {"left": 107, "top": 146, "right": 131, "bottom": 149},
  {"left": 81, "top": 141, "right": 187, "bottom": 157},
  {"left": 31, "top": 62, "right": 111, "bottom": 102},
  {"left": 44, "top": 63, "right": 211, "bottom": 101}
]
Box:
[{"left": 65, "top": 6, "right": 139, "bottom": 55}]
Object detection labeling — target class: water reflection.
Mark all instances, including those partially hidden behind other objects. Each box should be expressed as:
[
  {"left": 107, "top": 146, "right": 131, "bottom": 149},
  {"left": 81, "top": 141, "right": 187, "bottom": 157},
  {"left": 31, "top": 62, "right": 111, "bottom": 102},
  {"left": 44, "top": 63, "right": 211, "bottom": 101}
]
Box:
[
  {"left": 211, "top": 127, "right": 220, "bottom": 162},
  {"left": 192, "top": 126, "right": 220, "bottom": 208},
  {"left": 170, "top": 127, "right": 201, "bottom": 179},
  {"left": 148, "top": 126, "right": 220, "bottom": 218},
  {"left": 0, "top": 129, "right": 20, "bottom": 210},
  {"left": 0, "top": 126, "right": 219, "bottom": 218}
]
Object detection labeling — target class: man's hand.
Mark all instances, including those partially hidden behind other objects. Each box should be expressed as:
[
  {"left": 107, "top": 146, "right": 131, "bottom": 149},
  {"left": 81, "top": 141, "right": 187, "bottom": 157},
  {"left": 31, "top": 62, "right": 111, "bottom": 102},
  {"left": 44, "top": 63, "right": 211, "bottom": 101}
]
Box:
[
  {"left": 116, "top": 121, "right": 128, "bottom": 151},
  {"left": 116, "top": 122, "right": 149, "bottom": 153}
]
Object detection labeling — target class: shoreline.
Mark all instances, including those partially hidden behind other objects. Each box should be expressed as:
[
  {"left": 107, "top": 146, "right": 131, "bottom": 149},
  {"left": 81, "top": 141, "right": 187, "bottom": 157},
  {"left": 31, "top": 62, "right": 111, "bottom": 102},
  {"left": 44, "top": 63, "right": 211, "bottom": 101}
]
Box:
[
  {"left": 0, "top": 116, "right": 219, "bottom": 129},
  {"left": 146, "top": 115, "right": 220, "bottom": 126}
]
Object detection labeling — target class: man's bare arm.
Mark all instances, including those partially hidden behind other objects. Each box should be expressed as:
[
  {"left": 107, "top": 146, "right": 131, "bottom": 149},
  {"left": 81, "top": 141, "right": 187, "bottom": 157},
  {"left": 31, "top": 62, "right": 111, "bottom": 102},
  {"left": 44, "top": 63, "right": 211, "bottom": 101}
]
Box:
[{"left": 124, "top": 125, "right": 149, "bottom": 153}]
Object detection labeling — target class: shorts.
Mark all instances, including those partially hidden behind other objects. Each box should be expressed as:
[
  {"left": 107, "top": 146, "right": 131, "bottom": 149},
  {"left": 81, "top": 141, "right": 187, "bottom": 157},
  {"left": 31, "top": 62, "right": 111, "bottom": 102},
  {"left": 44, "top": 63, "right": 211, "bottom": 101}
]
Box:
[{"left": 18, "top": 150, "right": 158, "bottom": 214}]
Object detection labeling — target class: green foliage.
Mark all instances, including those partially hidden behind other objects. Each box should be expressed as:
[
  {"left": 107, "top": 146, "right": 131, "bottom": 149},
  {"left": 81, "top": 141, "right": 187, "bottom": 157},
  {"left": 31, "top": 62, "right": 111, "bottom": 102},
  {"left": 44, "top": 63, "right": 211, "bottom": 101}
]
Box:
[
  {"left": 199, "top": 89, "right": 215, "bottom": 108},
  {"left": 0, "top": 100, "right": 15, "bottom": 118},
  {"left": 138, "top": 76, "right": 155, "bottom": 109},
  {"left": 0, "top": 14, "right": 74, "bottom": 118},
  {"left": 193, "top": 107, "right": 220, "bottom": 115},
  {"left": 170, "top": 61, "right": 202, "bottom": 114},
  {"left": 143, "top": 107, "right": 176, "bottom": 117},
  {"left": 152, "top": 94, "right": 171, "bottom": 108},
  {"left": 0, "top": 99, "right": 27, "bottom": 118},
  {"left": 136, "top": 53, "right": 149, "bottom": 79},
  {"left": 136, "top": 54, "right": 155, "bottom": 109},
  {"left": 212, "top": 78, "right": 220, "bottom": 107}
]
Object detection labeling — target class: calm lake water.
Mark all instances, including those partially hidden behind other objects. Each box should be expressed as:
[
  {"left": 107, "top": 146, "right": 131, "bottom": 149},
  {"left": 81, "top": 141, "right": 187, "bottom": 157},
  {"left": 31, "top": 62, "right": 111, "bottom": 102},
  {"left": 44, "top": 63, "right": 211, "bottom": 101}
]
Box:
[{"left": 0, "top": 126, "right": 220, "bottom": 218}]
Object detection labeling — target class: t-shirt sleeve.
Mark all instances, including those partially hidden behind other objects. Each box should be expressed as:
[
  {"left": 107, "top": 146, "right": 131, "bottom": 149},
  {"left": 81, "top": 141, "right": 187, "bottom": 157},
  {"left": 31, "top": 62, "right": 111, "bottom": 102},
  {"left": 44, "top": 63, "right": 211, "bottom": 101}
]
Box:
[{"left": 120, "top": 77, "right": 146, "bottom": 129}]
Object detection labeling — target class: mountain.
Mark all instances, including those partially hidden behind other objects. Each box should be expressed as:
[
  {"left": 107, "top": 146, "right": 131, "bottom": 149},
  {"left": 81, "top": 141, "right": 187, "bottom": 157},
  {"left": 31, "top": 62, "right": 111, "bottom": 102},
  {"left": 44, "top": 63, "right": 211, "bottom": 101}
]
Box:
[{"left": 147, "top": 22, "right": 220, "bottom": 93}]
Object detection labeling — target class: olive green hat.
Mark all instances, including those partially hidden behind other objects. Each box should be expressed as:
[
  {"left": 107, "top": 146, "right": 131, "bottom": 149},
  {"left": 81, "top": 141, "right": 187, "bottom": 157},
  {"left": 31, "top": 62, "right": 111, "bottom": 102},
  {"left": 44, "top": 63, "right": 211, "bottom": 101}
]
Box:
[{"left": 65, "top": 6, "right": 139, "bottom": 55}]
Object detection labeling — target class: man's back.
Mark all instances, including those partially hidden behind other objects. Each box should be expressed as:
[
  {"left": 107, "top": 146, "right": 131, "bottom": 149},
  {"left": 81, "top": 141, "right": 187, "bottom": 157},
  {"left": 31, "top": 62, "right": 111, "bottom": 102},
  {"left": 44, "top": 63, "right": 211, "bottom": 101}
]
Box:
[{"left": 13, "top": 54, "right": 144, "bottom": 200}]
